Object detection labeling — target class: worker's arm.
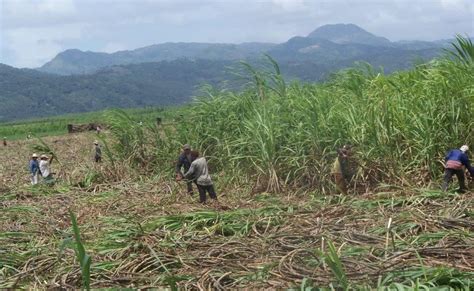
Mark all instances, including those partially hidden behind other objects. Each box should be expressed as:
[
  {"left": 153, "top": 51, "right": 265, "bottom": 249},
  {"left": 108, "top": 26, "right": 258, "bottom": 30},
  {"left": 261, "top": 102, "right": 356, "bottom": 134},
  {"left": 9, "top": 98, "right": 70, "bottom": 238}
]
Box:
[
  {"left": 183, "top": 162, "right": 195, "bottom": 180},
  {"left": 468, "top": 165, "right": 474, "bottom": 178},
  {"left": 460, "top": 154, "right": 474, "bottom": 176}
]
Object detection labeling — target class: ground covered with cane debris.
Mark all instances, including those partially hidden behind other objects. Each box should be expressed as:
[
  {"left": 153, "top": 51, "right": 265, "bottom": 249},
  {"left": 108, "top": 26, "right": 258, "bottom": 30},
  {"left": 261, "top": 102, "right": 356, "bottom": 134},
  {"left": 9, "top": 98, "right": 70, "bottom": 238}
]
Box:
[
  {"left": 2, "top": 40, "right": 474, "bottom": 288},
  {"left": 1, "top": 133, "right": 473, "bottom": 289}
]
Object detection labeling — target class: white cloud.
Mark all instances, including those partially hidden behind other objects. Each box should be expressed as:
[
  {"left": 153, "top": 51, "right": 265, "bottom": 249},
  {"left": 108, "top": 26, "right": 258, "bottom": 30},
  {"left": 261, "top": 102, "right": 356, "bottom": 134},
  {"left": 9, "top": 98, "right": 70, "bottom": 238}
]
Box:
[
  {"left": 0, "top": 0, "right": 473, "bottom": 67},
  {"left": 440, "top": 0, "right": 466, "bottom": 8},
  {"left": 102, "top": 42, "right": 127, "bottom": 53},
  {"left": 37, "top": 0, "right": 75, "bottom": 14},
  {"left": 271, "top": 0, "right": 307, "bottom": 11},
  {"left": 3, "top": 0, "right": 77, "bottom": 29},
  {"left": 4, "top": 24, "right": 84, "bottom": 68}
]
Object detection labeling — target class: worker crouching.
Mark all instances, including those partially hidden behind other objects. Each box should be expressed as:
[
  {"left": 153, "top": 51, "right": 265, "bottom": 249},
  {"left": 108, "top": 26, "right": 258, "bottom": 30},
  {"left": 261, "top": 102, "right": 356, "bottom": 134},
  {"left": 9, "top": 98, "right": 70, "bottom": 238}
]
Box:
[{"left": 442, "top": 145, "right": 474, "bottom": 193}]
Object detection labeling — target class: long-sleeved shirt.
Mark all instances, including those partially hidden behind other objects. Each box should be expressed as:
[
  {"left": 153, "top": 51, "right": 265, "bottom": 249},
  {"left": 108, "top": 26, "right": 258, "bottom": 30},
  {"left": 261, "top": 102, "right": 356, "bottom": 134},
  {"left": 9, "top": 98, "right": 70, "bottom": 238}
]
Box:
[
  {"left": 29, "top": 159, "right": 39, "bottom": 174},
  {"left": 176, "top": 152, "right": 192, "bottom": 173},
  {"left": 39, "top": 160, "right": 51, "bottom": 178},
  {"left": 184, "top": 157, "right": 213, "bottom": 186},
  {"left": 445, "top": 149, "right": 474, "bottom": 175},
  {"left": 95, "top": 145, "right": 102, "bottom": 158}
]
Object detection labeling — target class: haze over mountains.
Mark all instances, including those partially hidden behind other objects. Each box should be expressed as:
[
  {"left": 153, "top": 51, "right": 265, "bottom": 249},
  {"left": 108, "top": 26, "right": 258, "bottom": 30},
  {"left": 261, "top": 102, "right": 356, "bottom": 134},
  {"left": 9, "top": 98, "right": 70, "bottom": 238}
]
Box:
[
  {"left": 38, "top": 24, "right": 447, "bottom": 75},
  {"left": 0, "top": 24, "right": 455, "bottom": 121}
]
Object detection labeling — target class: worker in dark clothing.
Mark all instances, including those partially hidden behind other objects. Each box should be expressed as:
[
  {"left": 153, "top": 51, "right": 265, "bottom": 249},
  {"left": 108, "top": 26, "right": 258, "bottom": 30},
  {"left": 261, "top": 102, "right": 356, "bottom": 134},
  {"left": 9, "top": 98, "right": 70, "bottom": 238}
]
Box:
[
  {"left": 3, "top": 137, "right": 6, "bottom": 146},
  {"left": 176, "top": 144, "right": 196, "bottom": 195},
  {"left": 442, "top": 145, "right": 474, "bottom": 193},
  {"left": 93, "top": 140, "right": 102, "bottom": 163}
]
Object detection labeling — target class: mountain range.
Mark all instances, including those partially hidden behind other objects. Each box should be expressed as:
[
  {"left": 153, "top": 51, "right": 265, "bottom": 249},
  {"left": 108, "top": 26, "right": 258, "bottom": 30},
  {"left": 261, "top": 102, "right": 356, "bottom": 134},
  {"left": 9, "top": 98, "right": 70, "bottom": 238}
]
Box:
[
  {"left": 38, "top": 24, "right": 447, "bottom": 76},
  {"left": 1, "top": 23, "right": 455, "bottom": 121}
]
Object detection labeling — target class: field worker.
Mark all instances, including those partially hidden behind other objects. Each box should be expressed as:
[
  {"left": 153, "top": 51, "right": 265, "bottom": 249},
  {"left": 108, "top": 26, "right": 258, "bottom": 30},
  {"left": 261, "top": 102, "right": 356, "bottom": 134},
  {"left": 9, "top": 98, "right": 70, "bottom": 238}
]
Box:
[
  {"left": 39, "top": 154, "right": 55, "bottom": 184},
  {"left": 3, "top": 137, "right": 6, "bottom": 146},
  {"left": 94, "top": 140, "right": 102, "bottom": 163},
  {"left": 183, "top": 151, "right": 217, "bottom": 203},
  {"left": 96, "top": 126, "right": 101, "bottom": 134},
  {"left": 29, "top": 153, "right": 40, "bottom": 185},
  {"left": 442, "top": 145, "right": 474, "bottom": 193},
  {"left": 331, "top": 145, "right": 354, "bottom": 194},
  {"left": 176, "top": 144, "right": 196, "bottom": 195}
]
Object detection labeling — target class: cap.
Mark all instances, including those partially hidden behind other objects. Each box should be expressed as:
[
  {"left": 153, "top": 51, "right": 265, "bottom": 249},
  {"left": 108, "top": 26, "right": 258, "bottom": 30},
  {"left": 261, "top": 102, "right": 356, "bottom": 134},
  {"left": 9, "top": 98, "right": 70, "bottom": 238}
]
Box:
[
  {"left": 182, "top": 144, "right": 191, "bottom": 150},
  {"left": 460, "top": 145, "right": 469, "bottom": 152}
]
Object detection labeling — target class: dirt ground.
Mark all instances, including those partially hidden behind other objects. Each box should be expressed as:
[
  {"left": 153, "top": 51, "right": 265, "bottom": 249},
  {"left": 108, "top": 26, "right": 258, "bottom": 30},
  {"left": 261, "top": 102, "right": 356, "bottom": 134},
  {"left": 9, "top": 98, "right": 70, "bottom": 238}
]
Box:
[{"left": 1, "top": 133, "right": 473, "bottom": 289}]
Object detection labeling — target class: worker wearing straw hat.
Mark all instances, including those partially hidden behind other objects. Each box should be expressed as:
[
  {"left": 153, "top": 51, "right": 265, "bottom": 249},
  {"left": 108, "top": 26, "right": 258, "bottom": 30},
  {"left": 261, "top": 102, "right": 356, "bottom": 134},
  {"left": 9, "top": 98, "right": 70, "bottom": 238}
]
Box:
[
  {"left": 93, "top": 140, "right": 102, "bottom": 163},
  {"left": 29, "top": 153, "right": 40, "bottom": 185},
  {"left": 442, "top": 145, "right": 474, "bottom": 193},
  {"left": 39, "top": 154, "right": 55, "bottom": 184}
]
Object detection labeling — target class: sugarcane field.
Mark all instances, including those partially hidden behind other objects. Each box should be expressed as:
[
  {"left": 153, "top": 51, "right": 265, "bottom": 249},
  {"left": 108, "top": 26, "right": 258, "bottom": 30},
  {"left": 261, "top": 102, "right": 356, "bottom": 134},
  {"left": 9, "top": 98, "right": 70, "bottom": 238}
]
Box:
[{"left": 1, "top": 10, "right": 474, "bottom": 288}]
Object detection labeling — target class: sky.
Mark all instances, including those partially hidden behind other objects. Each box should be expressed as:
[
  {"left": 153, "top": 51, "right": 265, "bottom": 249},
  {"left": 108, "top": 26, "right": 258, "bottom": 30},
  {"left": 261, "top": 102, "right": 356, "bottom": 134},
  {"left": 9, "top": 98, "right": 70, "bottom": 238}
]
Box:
[{"left": 0, "top": 0, "right": 473, "bottom": 68}]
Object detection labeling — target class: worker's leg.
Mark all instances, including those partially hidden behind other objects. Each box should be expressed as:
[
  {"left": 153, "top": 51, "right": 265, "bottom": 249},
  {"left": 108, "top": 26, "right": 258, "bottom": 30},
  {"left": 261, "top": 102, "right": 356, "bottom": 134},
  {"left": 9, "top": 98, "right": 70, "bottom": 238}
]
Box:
[
  {"left": 31, "top": 174, "right": 37, "bottom": 185},
  {"left": 333, "top": 173, "right": 347, "bottom": 194},
  {"left": 454, "top": 169, "right": 466, "bottom": 192},
  {"left": 197, "top": 184, "right": 207, "bottom": 203},
  {"left": 187, "top": 181, "right": 194, "bottom": 195},
  {"left": 207, "top": 185, "right": 217, "bottom": 200},
  {"left": 442, "top": 169, "right": 454, "bottom": 191}
]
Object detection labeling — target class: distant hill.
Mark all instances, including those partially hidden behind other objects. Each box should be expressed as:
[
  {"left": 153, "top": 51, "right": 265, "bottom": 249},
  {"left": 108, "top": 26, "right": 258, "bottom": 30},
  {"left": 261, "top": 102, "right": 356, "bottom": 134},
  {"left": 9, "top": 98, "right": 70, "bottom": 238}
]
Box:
[
  {"left": 0, "top": 23, "right": 459, "bottom": 121},
  {"left": 1, "top": 57, "right": 356, "bottom": 121},
  {"left": 307, "top": 23, "right": 391, "bottom": 46},
  {"left": 0, "top": 53, "right": 442, "bottom": 122},
  {"left": 0, "top": 60, "right": 236, "bottom": 121},
  {"left": 37, "top": 23, "right": 449, "bottom": 76},
  {"left": 38, "top": 42, "right": 276, "bottom": 75},
  {"left": 266, "top": 36, "right": 442, "bottom": 66}
]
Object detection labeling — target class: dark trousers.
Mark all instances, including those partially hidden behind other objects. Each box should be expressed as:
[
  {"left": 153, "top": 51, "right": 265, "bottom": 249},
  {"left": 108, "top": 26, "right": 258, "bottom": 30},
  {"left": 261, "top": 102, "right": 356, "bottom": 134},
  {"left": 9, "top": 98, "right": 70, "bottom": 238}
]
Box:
[
  {"left": 187, "top": 180, "right": 197, "bottom": 194},
  {"left": 442, "top": 168, "right": 466, "bottom": 191},
  {"left": 197, "top": 184, "right": 217, "bottom": 203}
]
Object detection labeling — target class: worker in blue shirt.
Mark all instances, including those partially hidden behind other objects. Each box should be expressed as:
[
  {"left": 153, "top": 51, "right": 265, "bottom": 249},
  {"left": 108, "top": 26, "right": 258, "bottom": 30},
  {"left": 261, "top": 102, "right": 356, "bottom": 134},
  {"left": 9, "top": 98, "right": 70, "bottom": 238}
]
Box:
[
  {"left": 442, "top": 145, "right": 474, "bottom": 193},
  {"left": 29, "top": 153, "right": 40, "bottom": 185}
]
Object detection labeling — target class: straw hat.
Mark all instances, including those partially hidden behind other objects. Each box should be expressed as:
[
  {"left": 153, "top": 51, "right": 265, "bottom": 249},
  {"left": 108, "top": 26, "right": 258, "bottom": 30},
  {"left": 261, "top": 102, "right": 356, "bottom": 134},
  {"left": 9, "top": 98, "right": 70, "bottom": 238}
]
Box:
[
  {"left": 32, "top": 153, "right": 38, "bottom": 158},
  {"left": 460, "top": 145, "right": 469, "bottom": 152},
  {"left": 40, "top": 154, "right": 48, "bottom": 159},
  {"left": 94, "top": 140, "right": 99, "bottom": 145}
]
